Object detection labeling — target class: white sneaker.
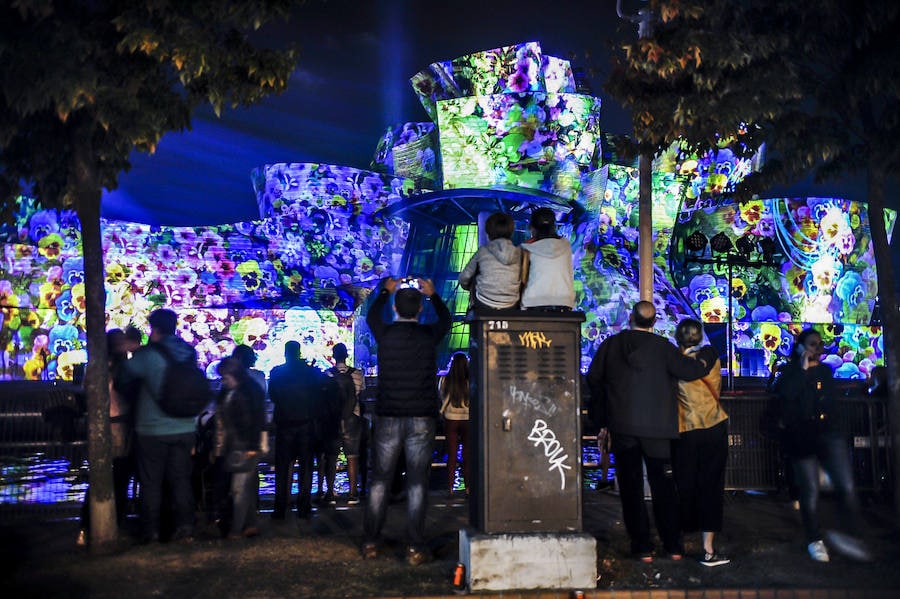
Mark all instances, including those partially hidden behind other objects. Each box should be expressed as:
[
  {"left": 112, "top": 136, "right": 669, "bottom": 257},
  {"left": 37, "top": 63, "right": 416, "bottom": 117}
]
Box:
[{"left": 808, "top": 540, "right": 830, "bottom": 562}]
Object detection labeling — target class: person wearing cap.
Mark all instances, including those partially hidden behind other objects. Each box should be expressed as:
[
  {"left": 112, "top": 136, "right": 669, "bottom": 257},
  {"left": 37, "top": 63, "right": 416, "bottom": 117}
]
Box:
[
  {"left": 361, "top": 276, "right": 451, "bottom": 565},
  {"left": 587, "top": 301, "right": 716, "bottom": 563},
  {"left": 324, "top": 342, "right": 366, "bottom": 504},
  {"left": 520, "top": 207, "right": 575, "bottom": 311}
]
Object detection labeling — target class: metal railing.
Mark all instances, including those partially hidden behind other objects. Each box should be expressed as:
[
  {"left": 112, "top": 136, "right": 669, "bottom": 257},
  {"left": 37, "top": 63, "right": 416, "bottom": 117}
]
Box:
[
  {"left": 580, "top": 387, "right": 892, "bottom": 497},
  {"left": 1, "top": 381, "right": 892, "bottom": 523}
]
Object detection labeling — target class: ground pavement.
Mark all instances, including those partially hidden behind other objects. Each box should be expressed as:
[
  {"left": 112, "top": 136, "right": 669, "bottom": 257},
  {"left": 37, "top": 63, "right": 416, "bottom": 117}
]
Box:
[{"left": 4, "top": 488, "right": 900, "bottom": 598}]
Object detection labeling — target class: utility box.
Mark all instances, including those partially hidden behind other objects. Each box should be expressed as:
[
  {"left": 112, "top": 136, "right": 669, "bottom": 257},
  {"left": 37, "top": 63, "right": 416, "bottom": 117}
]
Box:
[{"left": 468, "top": 311, "right": 586, "bottom": 533}]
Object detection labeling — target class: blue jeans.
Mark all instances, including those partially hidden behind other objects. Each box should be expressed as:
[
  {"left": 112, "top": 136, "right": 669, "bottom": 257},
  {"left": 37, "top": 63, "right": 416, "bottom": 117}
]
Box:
[
  {"left": 135, "top": 432, "right": 195, "bottom": 540},
  {"left": 791, "top": 432, "right": 863, "bottom": 543},
  {"left": 364, "top": 416, "right": 436, "bottom": 548},
  {"left": 229, "top": 466, "right": 259, "bottom": 536}
]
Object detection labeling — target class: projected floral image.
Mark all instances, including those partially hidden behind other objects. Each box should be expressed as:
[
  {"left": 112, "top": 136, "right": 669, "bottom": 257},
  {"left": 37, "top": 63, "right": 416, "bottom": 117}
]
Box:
[
  {"left": 672, "top": 197, "right": 888, "bottom": 325},
  {"left": 410, "top": 41, "right": 576, "bottom": 121},
  {"left": 437, "top": 93, "right": 602, "bottom": 198},
  {"left": 734, "top": 322, "right": 883, "bottom": 380},
  {"left": 670, "top": 196, "right": 893, "bottom": 373},
  {"left": 0, "top": 42, "right": 892, "bottom": 381},
  {"left": 573, "top": 164, "right": 697, "bottom": 358}
]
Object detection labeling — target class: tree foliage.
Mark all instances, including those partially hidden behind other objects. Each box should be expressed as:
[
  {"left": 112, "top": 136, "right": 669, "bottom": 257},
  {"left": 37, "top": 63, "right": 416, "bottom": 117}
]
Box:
[
  {"left": 606, "top": 0, "right": 900, "bottom": 510},
  {"left": 606, "top": 0, "right": 900, "bottom": 197},
  {"left": 0, "top": 0, "right": 297, "bottom": 217},
  {"left": 0, "top": 0, "right": 298, "bottom": 548}
]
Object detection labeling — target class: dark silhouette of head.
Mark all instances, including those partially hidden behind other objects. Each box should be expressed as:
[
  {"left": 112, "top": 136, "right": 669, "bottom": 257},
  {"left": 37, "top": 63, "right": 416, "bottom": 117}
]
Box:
[
  {"left": 217, "top": 355, "right": 248, "bottom": 381},
  {"left": 447, "top": 352, "right": 469, "bottom": 380},
  {"left": 231, "top": 344, "right": 257, "bottom": 368},
  {"left": 283, "top": 340, "right": 302, "bottom": 362},
  {"left": 332, "top": 342, "right": 349, "bottom": 362},
  {"left": 124, "top": 325, "right": 143, "bottom": 345},
  {"left": 630, "top": 301, "right": 657, "bottom": 329},
  {"left": 675, "top": 318, "right": 704, "bottom": 348},
  {"left": 485, "top": 212, "right": 515, "bottom": 241},
  {"left": 107, "top": 328, "right": 126, "bottom": 354},
  {"left": 394, "top": 288, "right": 422, "bottom": 320},
  {"left": 529, "top": 207, "right": 559, "bottom": 240},
  {"left": 444, "top": 352, "right": 470, "bottom": 408},
  {"left": 148, "top": 308, "right": 177, "bottom": 336}
]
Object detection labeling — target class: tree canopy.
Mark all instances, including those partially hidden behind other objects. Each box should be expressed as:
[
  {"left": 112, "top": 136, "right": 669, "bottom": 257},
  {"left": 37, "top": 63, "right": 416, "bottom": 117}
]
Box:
[
  {"left": 0, "top": 0, "right": 297, "bottom": 218},
  {"left": 0, "top": 0, "right": 298, "bottom": 548},
  {"left": 605, "top": 0, "right": 900, "bottom": 199},
  {"left": 606, "top": 0, "right": 900, "bottom": 510}
]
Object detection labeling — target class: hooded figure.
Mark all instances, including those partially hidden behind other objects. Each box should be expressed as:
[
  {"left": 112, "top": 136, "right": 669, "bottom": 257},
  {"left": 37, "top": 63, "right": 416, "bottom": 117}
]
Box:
[
  {"left": 458, "top": 211, "right": 522, "bottom": 310},
  {"left": 520, "top": 207, "right": 575, "bottom": 310}
]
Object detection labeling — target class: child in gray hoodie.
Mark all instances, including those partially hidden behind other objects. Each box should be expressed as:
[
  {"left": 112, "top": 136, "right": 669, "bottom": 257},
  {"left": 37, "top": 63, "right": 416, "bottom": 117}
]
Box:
[{"left": 458, "top": 212, "right": 522, "bottom": 310}]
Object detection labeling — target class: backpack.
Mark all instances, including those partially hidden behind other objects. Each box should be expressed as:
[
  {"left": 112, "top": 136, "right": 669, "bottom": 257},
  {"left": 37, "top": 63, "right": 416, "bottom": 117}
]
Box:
[
  {"left": 332, "top": 366, "right": 359, "bottom": 422},
  {"left": 313, "top": 371, "right": 343, "bottom": 444},
  {"left": 152, "top": 342, "right": 211, "bottom": 418}
]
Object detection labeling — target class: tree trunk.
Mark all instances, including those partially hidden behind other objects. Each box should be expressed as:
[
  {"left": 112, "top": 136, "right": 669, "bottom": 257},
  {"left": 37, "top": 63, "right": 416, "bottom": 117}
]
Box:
[
  {"left": 866, "top": 166, "right": 900, "bottom": 515},
  {"left": 72, "top": 130, "right": 117, "bottom": 550},
  {"left": 638, "top": 152, "right": 653, "bottom": 301}
]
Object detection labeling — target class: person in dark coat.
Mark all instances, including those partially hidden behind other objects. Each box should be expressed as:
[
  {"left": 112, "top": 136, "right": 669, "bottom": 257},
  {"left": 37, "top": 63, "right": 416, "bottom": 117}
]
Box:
[
  {"left": 216, "top": 356, "right": 266, "bottom": 539},
  {"left": 268, "top": 341, "right": 323, "bottom": 520},
  {"left": 361, "top": 276, "right": 451, "bottom": 565},
  {"left": 773, "top": 328, "right": 871, "bottom": 563},
  {"left": 587, "top": 301, "right": 715, "bottom": 562}
]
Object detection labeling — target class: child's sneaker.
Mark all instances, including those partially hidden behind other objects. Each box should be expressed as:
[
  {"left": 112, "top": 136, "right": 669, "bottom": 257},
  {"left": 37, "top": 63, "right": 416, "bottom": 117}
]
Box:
[
  {"left": 362, "top": 542, "right": 378, "bottom": 560},
  {"left": 406, "top": 546, "right": 431, "bottom": 566},
  {"left": 808, "top": 540, "right": 830, "bottom": 562},
  {"left": 700, "top": 552, "right": 730, "bottom": 567}
]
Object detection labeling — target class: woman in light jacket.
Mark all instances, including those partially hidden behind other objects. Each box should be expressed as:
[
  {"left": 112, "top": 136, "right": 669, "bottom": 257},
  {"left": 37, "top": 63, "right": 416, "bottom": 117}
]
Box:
[{"left": 440, "top": 353, "right": 470, "bottom": 495}]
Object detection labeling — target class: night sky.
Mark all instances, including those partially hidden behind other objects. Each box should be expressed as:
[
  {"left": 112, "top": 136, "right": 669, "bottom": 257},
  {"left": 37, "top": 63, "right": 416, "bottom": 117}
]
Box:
[
  {"left": 100, "top": 0, "right": 891, "bottom": 272},
  {"left": 99, "top": 0, "right": 648, "bottom": 226}
]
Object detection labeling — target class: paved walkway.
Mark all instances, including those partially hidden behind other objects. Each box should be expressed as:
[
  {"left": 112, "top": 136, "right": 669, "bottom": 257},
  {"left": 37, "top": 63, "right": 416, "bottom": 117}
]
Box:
[
  {"left": 5, "top": 488, "right": 900, "bottom": 598},
  {"left": 413, "top": 489, "right": 900, "bottom": 597}
]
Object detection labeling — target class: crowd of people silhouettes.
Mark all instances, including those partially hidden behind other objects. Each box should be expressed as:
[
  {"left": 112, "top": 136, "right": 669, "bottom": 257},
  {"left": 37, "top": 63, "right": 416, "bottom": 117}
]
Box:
[{"left": 74, "top": 207, "right": 876, "bottom": 571}]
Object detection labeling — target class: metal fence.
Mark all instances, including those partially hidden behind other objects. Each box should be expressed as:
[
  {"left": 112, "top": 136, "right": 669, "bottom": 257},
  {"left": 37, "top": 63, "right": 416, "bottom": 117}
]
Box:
[
  {"left": 0, "top": 382, "right": 88, "bottom": 523},
  {"left": 720, "top": 390, "right": 890, "bottom": 494},
  {"left": 1, "top": 381, "right": 893, "bottom": 524},
  {"left": 579, "top": 387, "right": 892, "bottom": 496}
]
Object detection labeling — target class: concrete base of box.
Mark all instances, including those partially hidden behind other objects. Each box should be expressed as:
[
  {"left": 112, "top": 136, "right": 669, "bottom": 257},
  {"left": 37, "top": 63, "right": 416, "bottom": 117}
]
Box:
[{"left": 459, "top": 528, "right": 597, "bottom": 592}]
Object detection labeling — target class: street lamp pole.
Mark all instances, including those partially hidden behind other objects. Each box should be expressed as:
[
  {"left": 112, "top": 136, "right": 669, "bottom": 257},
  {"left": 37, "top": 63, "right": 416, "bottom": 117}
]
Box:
[{"left": 617, "top": 0, "right": 656, "bottom": 302}]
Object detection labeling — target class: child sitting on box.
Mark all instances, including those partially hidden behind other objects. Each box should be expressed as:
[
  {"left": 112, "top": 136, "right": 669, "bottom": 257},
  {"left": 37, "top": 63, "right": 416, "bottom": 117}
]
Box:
[{"left": 458, "top": 211, "right": 522, "bottom": 311}]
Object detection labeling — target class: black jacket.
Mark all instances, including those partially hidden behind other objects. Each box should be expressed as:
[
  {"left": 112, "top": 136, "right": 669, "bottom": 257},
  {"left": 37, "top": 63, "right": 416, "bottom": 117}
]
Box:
[
  {"left": 587, "top": 329, "right": 715, "bottom": 439},
  {"left": 366, "top": 288, "right": 451, "bottom": 417},
  {"left": 268, "top": 359, "right": 323, "bottom": 426},
  {"left": 219, "top": 379, "right": 266, "bottom": 452},
  {"left": 772, "top": 360, "right": 837, "bottom": 457}
]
